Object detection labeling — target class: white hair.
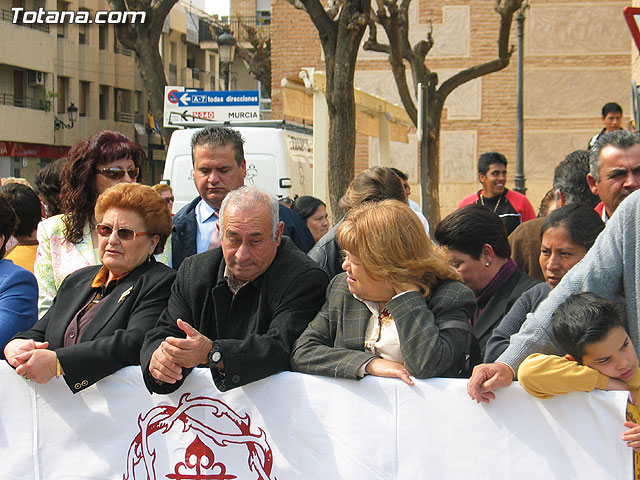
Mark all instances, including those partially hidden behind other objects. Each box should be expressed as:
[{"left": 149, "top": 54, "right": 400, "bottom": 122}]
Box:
[{"left": 219, "top": 186, "right": 279, "bottom": 241}]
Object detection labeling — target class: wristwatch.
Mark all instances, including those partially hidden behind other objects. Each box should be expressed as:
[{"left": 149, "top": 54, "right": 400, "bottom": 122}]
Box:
[{"left": 208, "top": 343, "right": 222, "bottom": 367}]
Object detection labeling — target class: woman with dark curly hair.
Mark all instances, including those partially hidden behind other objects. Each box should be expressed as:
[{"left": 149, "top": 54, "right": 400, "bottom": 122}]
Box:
[{"left": 34, "top": 131, "right": 171, "bottom": 317}]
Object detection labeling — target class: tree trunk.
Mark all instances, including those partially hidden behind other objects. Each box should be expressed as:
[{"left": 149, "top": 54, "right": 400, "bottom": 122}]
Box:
[
  {"left": 325, "top": 76, "right": 356, "bottom": 221},
  {"left": 322, "top": 2, "right": 369, "bottom": 220},
  {"left": 425, "top": 109, "right": 442, "bottom": 224},
  {"left": 287, "top": 0, "right": 369, "bottom": 219},
  {"left": 110, "top": 0, "right": 177, "bottom": 146},
  {"left": 133, "top": 33, "right": 170, "bottom": 144}
]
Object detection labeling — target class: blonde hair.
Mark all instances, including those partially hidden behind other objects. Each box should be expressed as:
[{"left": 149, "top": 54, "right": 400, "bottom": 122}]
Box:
[
  {"left": 95, "top": 183, "right": 172, "bottom": 255},
  {"left": 2, "top": 177, "right": 32, "bottom": 188},
  {"left": 337, "top": 200, "right": 459, "bottom": 295},
  {"left": 151, "top": 183, "right": 173, "bottom": 196}
]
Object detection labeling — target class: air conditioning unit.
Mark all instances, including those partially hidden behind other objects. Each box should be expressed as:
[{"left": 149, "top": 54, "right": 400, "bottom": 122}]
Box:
[{"left": 28, "top": 70, "right": 45, "bottom": 86}]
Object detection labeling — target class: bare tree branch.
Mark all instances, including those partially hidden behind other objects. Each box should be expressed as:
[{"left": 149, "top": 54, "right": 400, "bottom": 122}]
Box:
[
  {"left": 326, "top": 0, "right": 344, "bottom": 20},
  {"left": 284, "top": 0, "right": 307, "bottom": 12},
  {"left": 293, "top": 0, "right": 337, "bottom": 43},
  {"left": 364, "top": 0, "right": 525, "bottom": 222},
  {"left": 437, "top": 0, "right": 521, "bottom": 101},
  {"left": 363, "top": 20, "right": 391, "bottom": 54}
]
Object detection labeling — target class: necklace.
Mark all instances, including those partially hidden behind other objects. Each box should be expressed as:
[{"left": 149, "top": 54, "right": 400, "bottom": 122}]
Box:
[{"left": 479, "top": 192, "right": 502, "bottom": 213}]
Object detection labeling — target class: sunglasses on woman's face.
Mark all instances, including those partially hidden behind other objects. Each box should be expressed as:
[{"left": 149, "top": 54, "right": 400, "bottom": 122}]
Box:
[
  {"left": 164, "top": 196, "right": 175, "bottom": 204},
  {"left": 96, "top": 224, "right": 147, "bottom": 241},
  {"left": 95, "top": 167, "right": 140, "bottom": 180}
]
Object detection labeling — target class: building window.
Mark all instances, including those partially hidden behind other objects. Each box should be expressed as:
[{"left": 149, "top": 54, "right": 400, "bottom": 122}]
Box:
[
  {"left": 257, "top": 10, "right": 271, "bottom": 25},
  {"left": 79, "top": 15, "right": 89, "bottom": 44},
  {"left": 136, "top": 91, "right": 143, "bottom": 112},
  {"left": 13, "top": 70, "right": 24, "bottom": 107},
  {"left": 56, "top": 76, "right": 68, "bottom": 114},
  {"left": 114, "top": 88, "right": 132, "bottom": 123},
  {"left": 134, "top": 90, "right": 143, "bottom": 123},
  {"left": 99, "top": 85, "right": 109, "bottom": 120},
  {"left": 56, "top": 1, "right": 68, "bottom": 38},
  {"left": 79, "top": 81, "right": 89, "bottom": 117},
  {"left": 99, "top": 24, "right": 107, "bottom": 50}
]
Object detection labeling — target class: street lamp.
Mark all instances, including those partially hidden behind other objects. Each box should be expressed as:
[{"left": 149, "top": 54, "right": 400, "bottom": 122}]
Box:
[
  {"left": 514, "top": 1, "right": 530, "bottom": 194},
  {"left": 54, "top": 102, "right": 78, "bottom": 130},
  {"left": 216, "top": 31, "right": 236, "bottom": 91}
]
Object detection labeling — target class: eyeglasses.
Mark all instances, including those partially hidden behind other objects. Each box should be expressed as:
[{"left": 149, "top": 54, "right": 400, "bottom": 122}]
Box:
[
  {"left": 96, "top": 224, "right": 148, "bottom": 241},
  {"left": 95, "top": 167, "right": 140, "bottom": 180},
  {"left": 164, "top": 196, "right": 175, "bottom": 204}
]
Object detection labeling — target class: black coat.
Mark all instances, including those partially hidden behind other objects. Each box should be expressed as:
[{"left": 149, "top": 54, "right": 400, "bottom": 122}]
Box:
[
  {"left": 12, "top": 259, "right": 176, "bottom": 393},
  {"left": 474, "top": 268, "right": 540, "bottom": 357},
  {"left": 141, "top": 237, "right": 329, "bottom": 393}
]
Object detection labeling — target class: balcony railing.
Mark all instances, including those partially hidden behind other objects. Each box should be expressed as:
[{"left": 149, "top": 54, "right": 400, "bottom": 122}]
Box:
[
  {"left": 0, "top": 9, "right": 50, "bottom": 33},
  {"left": 114, "top": 42, "right": 132, "bottom": 56},
  {"left": 115, "top": 111, "right": 133, "bottom": 123},
  {"left": 0, "top": 93, "right": 48, "bottom": 111}
]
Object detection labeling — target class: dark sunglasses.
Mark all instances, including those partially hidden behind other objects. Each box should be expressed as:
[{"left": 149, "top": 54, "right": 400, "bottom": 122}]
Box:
[
  {"left": 164, "top": 196, "right": 175, "bottom": 204},
  {"left": 96, "top": 224, "right": 147, "bottom": 241},
  {"left": 95, "top": 167, "right": 140, "bottom": 180}
]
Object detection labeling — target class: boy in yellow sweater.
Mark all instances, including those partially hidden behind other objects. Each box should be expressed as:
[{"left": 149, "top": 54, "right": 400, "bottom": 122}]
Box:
[{"left": 518, "top": 292, "right": 640, "bottom": 471}]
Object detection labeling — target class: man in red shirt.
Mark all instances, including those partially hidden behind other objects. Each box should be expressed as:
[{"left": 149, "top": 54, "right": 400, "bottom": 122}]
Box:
[{"left": 458, "top": 152, "right": 535, "bottom": 235}]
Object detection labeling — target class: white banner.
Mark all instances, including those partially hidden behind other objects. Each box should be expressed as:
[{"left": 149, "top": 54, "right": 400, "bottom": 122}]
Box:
[{"left": 0, "top": 362, "right": 632, "bottom": 479}]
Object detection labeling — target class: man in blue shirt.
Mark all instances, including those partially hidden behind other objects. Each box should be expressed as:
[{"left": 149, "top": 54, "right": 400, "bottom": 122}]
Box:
[{"left": 172, "top": 126, "right": 314, "bottom": 270}]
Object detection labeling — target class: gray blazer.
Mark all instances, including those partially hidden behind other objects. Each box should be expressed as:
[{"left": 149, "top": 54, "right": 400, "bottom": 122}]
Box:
[{"left": 291, "top": 273, "right": 476, "bottom": 380}]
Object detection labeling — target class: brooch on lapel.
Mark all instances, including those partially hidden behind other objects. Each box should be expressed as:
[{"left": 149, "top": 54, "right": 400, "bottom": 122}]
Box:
[{"left": 118, "top": 286, "right": 133, "bottom": 303}]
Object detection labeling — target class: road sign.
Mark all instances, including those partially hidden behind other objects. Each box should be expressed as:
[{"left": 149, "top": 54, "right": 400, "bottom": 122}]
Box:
[
  {"left": 163, "top": 86, "right": 261, "bottom": 127},
  {"left": 624, "top": 7, "right": 640, "bottom": 55}
]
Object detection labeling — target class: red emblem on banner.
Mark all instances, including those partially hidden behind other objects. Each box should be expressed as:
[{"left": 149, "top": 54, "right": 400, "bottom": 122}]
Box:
[{"left": 123, "top": 393, "right": 276, "bottom": 480}]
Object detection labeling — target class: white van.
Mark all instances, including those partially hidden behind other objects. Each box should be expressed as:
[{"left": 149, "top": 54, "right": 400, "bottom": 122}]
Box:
[{"left": 162, "top": 121, "right": 314, "bottom": 212}]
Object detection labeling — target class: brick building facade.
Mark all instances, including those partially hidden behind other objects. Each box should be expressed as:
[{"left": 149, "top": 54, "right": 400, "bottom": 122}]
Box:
[{"left": 271, "top": 0, "right": 631, "bottom": 217}]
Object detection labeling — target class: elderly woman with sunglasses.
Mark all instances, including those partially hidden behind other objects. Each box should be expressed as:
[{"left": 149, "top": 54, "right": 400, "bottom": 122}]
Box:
[
  {"left": 4, "top": 183, "right": 176, "bottom": 392},
  {"left": 34, "top": 131, "right": 171, "bottom": 318}
]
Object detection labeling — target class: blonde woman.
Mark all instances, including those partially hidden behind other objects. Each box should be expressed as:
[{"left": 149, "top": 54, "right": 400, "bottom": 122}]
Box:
[{"left": 291, "top": 200, "right": 476, "bottom": 384}]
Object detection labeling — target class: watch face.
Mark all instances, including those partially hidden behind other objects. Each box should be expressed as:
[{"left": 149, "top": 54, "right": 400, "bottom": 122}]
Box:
[{"left": 211, "top": 351, "right": 222, "bottom": 363}]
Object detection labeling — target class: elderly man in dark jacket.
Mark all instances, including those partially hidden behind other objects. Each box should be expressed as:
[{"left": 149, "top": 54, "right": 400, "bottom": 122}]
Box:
[{"left": 141, "top": 186, "right": 328, "bottom": 393}]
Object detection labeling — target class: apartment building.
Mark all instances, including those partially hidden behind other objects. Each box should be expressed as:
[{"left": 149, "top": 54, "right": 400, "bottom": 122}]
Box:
[{"left": 0, "top": 0, "right": 265, "bottom": 185}]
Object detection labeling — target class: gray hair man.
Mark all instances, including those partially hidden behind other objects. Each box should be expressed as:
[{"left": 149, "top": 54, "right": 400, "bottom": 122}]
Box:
[
  {"left": 587, "top": 130, "right": 640, "bottom": 222},
  {"left": 142, "top": 186, "right": 328, "bottom": 392}
]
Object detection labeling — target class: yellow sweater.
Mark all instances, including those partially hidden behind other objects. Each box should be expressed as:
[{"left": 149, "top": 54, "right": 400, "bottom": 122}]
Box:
[
  {"left": 518, "top": 353, "right": 640, "bottom": 399},
  {"left": 5, "top": 244, "right": 37, "bottom": 273}
]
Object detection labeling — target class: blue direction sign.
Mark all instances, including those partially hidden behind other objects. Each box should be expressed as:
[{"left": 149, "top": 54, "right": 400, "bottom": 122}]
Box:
[
  {"left": 164, "top": 87, "right": 262, "bottom": 126},
  {"left": 177, "top": 90, "right": 259, "bottom": 107}
]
